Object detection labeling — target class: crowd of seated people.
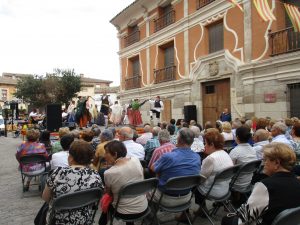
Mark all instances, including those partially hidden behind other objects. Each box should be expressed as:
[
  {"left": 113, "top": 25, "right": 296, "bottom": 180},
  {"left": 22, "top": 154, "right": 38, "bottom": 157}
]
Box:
[{"left": 14, "top": 114, "right": 300, "bottom": 225}]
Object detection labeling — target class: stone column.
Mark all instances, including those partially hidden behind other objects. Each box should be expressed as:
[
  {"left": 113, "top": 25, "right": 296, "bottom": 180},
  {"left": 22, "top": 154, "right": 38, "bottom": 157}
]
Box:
[{"left": 244, "top": 0, "right": 252, "bottom": 63}]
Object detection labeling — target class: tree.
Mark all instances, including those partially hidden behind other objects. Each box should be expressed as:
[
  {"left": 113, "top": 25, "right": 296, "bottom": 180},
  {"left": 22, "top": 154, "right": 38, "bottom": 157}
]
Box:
[{"left": 14, "top": 69, "right": 81, "bottom": 108}]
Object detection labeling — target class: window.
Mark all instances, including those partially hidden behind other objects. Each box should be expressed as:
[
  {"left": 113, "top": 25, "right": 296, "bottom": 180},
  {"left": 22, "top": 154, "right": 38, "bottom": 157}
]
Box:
[
  {"left": 81, "top": 87, "right": 88, "bottom": 92},
  {"left": 208, "top": 21, "right": 224, "bottom": 53},
  {"left": 1, "top": 89, "right": 7, "bottom": 101},
  {"left": 125, "top": 25, "right": 140, "bottom": 46},
  {"left": 154, "top": 4, "right": 175, "bottom": 32},
  {"left": 205, "top": 85, "right": 215, "bottom": 94},
  {"left": 131, "top": 57, "right": 140, "bottom": 76}
]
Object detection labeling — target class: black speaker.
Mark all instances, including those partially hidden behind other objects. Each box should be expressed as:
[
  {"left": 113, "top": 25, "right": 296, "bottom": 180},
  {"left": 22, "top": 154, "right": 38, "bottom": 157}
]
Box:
[
  {"left": 46, "top": 104, "right": 62, "bottom": 132},
  {"left": 184, "top": 105, "right": 197, "bottom": 124}
]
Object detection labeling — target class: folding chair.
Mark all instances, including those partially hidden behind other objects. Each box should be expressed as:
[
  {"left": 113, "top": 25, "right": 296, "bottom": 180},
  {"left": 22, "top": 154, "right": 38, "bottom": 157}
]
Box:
[
  {"left": 48, "top": 187, "right": 102, "bottom": 225},
  {"left": 195, "top": 165, "right": 240, "bottom": 225},
  {"left": 110, "top": 178, "right": 159, "bottom": 225},
  {"left": 271, "top": 206, "right": 300, "bottom": 225},
  {"left": 230, "top": 160, "right": 262, "bottom": 199},
  {"left": 154, "top": 175, "right": 205, "bottom": 225},
  {"left": 19, "top": 154, "right": 48, "bottom": 193}
]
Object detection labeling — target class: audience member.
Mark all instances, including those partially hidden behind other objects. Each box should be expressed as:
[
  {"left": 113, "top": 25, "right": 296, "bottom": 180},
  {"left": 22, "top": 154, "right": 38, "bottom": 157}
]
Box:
[
  {"left": 92, "top": 129, "right": 114, "bottom": 172},
  {"left": 194, "top": 128, "right": 233, "bottom": 215},
  {"left": 167, "top": 124, "right": 177, "bottom": 145},
  {"left": 291, "top": 122, "right": 300, "bottom": 163},
  {"left": 150, "top": 128, "right": 200, "bottom": 221},
  {"left": 190, "top": 126, "right": 204, "bottom": 153},
  {"left": 256, "top": 117, "right": 268, "bottom": 130},
  {"left": 144, "top": 126, "right": 161, "bottom": 163},
  {"left": 229, "top": 126, "right": 256, "bottom": 191},
  {"left": 98, "top": 141, "right": 147, "bottom": 225},
  {"left": 51, "top": 127, "right": 70, "bottom": 153},
  {"left": 119, "top": 127, "right": 144, "bottom": 160},
  {"left": 91, "top": 126, "right": 101, "bottom": 151},
  {"left": 148, "top": 129, "right": 176, "bottom": 168},
  {"left": 136, "top": 125, "right": 152, "bottom": 146},
  {"left": 271, "top": 122, "right": 293, "bottom": 148},
  {"left": 222, "top": 143, "right": 300, "bottom": 225},
  {"left": 39, "top": 130, "right": 52, "bottom": 150},
  {"left": 50, "top": 134, "right": 74, "bottom": 170},
  {"left": 253, "top": 129, "right": 270, "bottom": 160},
  {"left": 16, "top": 129, "right": 49, "bottom": 191},
  {"left": 222, "top": 122, "right": 234, "bottom": 141},
  {"left": 41, "top": 140, "right": 103, "bottom": 225}
]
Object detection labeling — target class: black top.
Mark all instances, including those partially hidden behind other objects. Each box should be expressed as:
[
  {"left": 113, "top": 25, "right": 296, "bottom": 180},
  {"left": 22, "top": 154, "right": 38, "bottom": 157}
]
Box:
[{"left": 261, "top": 172, "right": 300, "bottom": 225}]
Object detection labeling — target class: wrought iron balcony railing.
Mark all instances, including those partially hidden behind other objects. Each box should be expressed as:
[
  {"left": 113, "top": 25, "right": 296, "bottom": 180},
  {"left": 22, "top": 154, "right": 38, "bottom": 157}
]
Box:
[
  {"left": 125, "top": 75, "right": 141, "bottom": 90},
  {"left": 154, "top": 10, "right": 175, "bottom": 32},
  {"left": 196, "top": 0, "right": 216, "bottom": 10},
  {"left": 124, "top": 30, "right": 140, "bottom": 47},
  {"left": 269, "top": 27, "right": 300, "bottom": 56},
  {"left": 154, "top": 65, "right": 176, "bottom": 84}
]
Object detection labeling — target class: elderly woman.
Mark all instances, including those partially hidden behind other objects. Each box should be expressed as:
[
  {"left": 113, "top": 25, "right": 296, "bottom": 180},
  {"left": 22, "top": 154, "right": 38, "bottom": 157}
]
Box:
[
  {"left": 16, "top": 129, "right": 49, "bottom": 191},
  {"left": 51, "top": 127, "right": 70, "bottom": 153},
  {"left": 42, "top": 140, "right": 103, "bottom": 225},
  {"left": 98, "top": 140, "right": 148, "bottom": 225},
  {"left": 222, "top": 143, "right": 300, "bottom": 225},
  {"left": 92, "top": 129, "right": 114, "bottom": 172},
  {"left": 291, "top": 122, "right": 300, "bottom": 161},
  {"left": 190, "top": 125, "right": 204, "bottom": 153},
  {"left": 222, "top": 122, "right": 234, "bottom": 141},
  {"left": 194, "top": 128, "right": 233, "bottom": 214}
]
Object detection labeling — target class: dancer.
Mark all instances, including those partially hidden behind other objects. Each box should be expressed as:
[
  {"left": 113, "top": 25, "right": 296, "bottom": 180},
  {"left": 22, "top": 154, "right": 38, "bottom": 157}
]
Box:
[
  {"left": 67, "top": 100, "right": 76, "bottom": 122},
  {"left": 110, "top": 101, "right": 123, "bottom": 126},
  {"left": 75, "top": 96, "right": 91, "bottom": 128},
  {"left": 100, "top": 91, "right": 112, "bottom": 116},
  {"left": 127, "top": 99, "right": 147, "bottom": 127},
  {"left": 149, "top": 96, "right": 164, "bottom": 125}
]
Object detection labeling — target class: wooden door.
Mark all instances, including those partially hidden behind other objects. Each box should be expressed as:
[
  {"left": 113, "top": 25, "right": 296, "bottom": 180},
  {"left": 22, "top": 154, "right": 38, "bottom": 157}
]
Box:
[
  {"left": 162, "top": 99, "right": 172, "bottom": 122},
  {"left": 202, "top": 79, "right": 230, "bottom": 124}
]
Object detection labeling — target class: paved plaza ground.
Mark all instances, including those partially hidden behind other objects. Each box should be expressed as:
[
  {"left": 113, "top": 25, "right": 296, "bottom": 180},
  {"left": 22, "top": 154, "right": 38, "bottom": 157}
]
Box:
[{"left": 0, "top": 133, "right": 223, "bottom": 225}]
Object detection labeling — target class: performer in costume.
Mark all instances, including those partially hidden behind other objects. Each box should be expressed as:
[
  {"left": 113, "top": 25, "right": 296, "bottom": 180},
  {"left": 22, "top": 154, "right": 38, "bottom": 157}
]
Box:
[
  {"left": 100, "top": 92, "right": 112, "bottom": 116},
  {"left": 149, "top": 96, "right": 164, "bottom": 125},
  {"left": 110, "top": 101, "right": 123, "bottom": 126},
  {"left": 128, "top": 99, "right": 147, "bottom": 126},
  {"left": 75, "top": 96, "right": 92, "bottom": 128}
]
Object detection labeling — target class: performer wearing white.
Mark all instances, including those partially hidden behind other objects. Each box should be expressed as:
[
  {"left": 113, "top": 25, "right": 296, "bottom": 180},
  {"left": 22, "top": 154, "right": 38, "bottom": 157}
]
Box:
[
  {"left": 110, "top": 101, "right": 123, "bottom": 126},
  {"left": 149, "top": 96, "right": 164, "bottom": 125}
]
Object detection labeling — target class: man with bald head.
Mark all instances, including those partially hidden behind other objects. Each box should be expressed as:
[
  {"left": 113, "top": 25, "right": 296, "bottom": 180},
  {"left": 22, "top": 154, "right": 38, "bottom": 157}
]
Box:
[
  {"left": 253, "top": 129, "right": 270, "bottom": 160},
  {"left": 136, "top": 125, "right": 153, "bottom": 146},
  {"left": 119, "top": 126, "right": 145, "bottom": 160}
]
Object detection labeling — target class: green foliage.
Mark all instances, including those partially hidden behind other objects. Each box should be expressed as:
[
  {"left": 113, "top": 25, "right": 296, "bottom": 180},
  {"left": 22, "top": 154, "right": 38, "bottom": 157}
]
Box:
[{"left": 14, "top": 69, "right": 81, "bottom": 107}]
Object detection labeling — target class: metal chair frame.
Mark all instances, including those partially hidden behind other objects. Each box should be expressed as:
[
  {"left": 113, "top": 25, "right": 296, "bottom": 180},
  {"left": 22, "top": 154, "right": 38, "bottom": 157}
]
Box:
[
  {"left": 110, "top": 178, "right": 159, "bottom": 225},
  {"left": 154, "top": 175, "right": 205, "bottom": 225},
  {"left": 48, "top": 187, "right": 102, "bottom": 225},
  {"left": 271, "top": 206, "right": 300, "bottom": 225},
  {"left": 195, "top": 165, "right": 240, "bottom": 225},
  {"left": 19, "top": 154, "right": 48, "bottom": 193}
]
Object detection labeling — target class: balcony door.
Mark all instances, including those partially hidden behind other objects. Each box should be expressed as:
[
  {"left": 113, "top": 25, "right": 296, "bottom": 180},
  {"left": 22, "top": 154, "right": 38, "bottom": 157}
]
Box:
[{"left": 284, "top": 0, "right": 300, "bottom": 51}]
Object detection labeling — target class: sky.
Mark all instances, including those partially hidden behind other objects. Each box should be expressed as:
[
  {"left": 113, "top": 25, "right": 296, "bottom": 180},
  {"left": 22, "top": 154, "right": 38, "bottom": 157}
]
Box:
[{"left": 0, "top": 0, "right": 135, "bottom": 85}]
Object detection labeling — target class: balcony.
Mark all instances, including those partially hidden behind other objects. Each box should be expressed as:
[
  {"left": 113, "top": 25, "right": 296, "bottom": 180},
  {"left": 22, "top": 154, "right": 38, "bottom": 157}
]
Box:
[
  {"left": 154, "top": 65, "right": 176, "bottom": 84},
  {"left": 124, "top": 30, "right": 140, "bottom": 47},
  {"left": 154, "top": 10, "right": 175, "bottom": 32},
  {"left": 269, "top": 27, "right": 300, "bottom": 56},
  {"left": 125, "top": 75, "right": 141, "bottom": 90},
  {"left": 197, "top": 0, "right": 216, "bottom": 10}
]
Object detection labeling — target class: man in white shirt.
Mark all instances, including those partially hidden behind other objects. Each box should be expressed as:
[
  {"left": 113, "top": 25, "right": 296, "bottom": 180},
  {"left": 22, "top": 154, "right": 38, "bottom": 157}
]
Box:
[
  {"left": 51, "top": 134, "right": 74, "bottom": 170},
  {"left": 271, "top": 122, "right": 293, "bottom": 149},
  {"left": 136, "top": 125, "right": 153, "bottom": 146},
  {"left": 253, "top": 129, "right": 270, "bottom": 160},
  {"left": 119, "top": 126, "right": 145, "bottom": 160}
]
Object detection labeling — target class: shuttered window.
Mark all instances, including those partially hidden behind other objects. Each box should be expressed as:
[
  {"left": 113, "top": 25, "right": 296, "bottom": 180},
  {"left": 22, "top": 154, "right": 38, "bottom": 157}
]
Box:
[
  {"left": 164, "top": 45, "right": 174, "bottom": 67},
  {"left": 208, "top": 21, "right": 224, "bottom": 53},
  {"left": 132, "top": 58, "right": 140, "bottom": 76}
]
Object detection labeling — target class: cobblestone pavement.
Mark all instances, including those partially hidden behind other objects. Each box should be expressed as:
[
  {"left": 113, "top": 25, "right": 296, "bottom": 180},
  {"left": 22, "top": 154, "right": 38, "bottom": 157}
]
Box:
[{"left": 0, "top": 134, "right": 223, "bottom": 225}]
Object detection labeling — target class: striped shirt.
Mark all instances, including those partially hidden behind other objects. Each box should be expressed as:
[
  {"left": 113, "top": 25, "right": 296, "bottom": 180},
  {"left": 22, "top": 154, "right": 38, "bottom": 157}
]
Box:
[{"left": 148, "top": 142, "right": 176, "bottom": 168}]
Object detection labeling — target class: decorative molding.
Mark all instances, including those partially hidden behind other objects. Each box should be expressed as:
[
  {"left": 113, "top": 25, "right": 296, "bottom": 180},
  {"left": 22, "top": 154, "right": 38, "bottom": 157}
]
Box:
[
  {"left": 193, "top": 23, "right": 204, "bottom": 62},
  {"left": 223, "top": 9, "right": 244, "bottom": 63},
  {"left": 174, "top": 37, "right": 187, "bottom": 78},
  {"left": 252, "top": 0, "right": 275, "bottom": 62}
]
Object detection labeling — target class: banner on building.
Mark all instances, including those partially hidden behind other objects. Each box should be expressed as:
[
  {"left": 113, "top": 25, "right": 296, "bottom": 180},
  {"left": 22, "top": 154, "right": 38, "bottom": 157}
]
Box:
[
  {"left": 284, "top": 3, "right": 300, "bottom": 32},
  {"left": 253, "top": 0, "right": 276, "bottom": 21},
  {"left": 227, "top": 0, "right": 244, "bottom": 12}
]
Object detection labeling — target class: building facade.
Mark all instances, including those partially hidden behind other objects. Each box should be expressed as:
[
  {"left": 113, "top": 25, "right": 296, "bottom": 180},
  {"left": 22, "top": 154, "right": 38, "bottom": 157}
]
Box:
[{"left": 111, "top": 0, "right": 300, "bottom": 125}]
